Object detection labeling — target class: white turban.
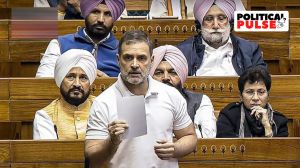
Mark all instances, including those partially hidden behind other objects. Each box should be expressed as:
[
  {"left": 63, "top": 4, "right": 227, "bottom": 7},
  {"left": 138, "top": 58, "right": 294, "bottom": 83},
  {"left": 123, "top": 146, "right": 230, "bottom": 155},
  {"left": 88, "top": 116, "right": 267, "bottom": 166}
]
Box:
[
  {"left": 150, "top": 45, "right": 188, "bottom": 85},
  {"left": 54, "top": 49, "right": 97, "bottom": 88}
]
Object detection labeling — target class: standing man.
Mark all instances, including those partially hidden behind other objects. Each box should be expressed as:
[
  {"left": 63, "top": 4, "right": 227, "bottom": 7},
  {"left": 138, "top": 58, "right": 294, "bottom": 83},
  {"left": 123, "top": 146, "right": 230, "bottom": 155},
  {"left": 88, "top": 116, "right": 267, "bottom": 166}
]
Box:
[
  {"left": 150, "top": 45, "right": 216, "bottom": 138},
  {"left": 36, "top": 0, "right": 125, "bottom": 77},
  {"left": 85, "top": 31, "right": 197, "bottom": 168},
  {"left": 33, "top": 49, "right": 97, "bottom": 140},
  {"left": 177, "top": 0, "right": 266, "bottom": 76}
]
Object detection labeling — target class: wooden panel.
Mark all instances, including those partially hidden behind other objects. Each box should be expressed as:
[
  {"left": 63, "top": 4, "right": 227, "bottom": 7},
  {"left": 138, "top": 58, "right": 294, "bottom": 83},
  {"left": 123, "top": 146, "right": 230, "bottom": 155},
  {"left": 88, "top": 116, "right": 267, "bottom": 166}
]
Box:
[
  {"left": 11, "top": 141, "right": 84, "bottom": 163},
  {"left": 290, "top": 19, "right": 300, "bottom": 59},
  {"left": 0, "top": 0, "right": 7, "bottom": 8},
  {"left": 9, "top": 76, "right": 300, "bottom": 99},
  {"left": 290, "top": 41, "right": 300, "bottom": 59},
  {"left": 0, "top": 79, "right": 9, "bottom": 99},
  {"left": 10, "top": 100, "right": 52, "bottom": 122},
  {"left": 210, "top": 97, "right": 300, "bottom": 119},
  {"left": 184, "top": 76, "right": 300, "bottom": 97},
  {"left": 0, "top": 41, "right": 9, "bottom": 62},
  {"left": 10, "top": 78, "right": 59, "bottom": 100},
  {"left": 0, "top": 101, "right": 9, "bottom": 121},
  {"left": 0, "top": 63, "right": 11, "bottom": 77},
  {"left": 6, "top": 139, "right": 300, "bottom": 167},
  {"left": 0, "top": 21, "right": 8, "bottom": 40},
  {"left": 0, "top": 142, "right": 10, "bottom": 163},
  {"left": 10, "top": 62, "right": 39, "bottom": 77},
  {"left": 125, "top": 0, "right": 152, "bottom": 11},
  {"left": 7, "top": 0, "right": 33, "bottom": 7},
  {"left": 179, "top": 162, "right": 300, "bottom": 168},
  {"left": 9, "top": 41, "right": 49, "bottom": 62},
  {"left": 9, "top": 78, "right": 117, "bottom": 100},
  {"left": 180, "top": 138, "right": 300, "bottom": 161},
  {"left": 10, "top": 76, "right": 300, "bottom": 99},
  {"left": 11, "top": 163, "right": 83, "bottom": 168}
]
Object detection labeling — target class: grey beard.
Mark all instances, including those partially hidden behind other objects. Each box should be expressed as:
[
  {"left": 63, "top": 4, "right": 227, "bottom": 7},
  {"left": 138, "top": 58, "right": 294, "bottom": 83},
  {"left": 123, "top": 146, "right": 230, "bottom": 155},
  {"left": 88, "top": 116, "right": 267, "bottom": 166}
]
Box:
[{"left": 201, "top": 24, "right": 231, "bottom": 48}]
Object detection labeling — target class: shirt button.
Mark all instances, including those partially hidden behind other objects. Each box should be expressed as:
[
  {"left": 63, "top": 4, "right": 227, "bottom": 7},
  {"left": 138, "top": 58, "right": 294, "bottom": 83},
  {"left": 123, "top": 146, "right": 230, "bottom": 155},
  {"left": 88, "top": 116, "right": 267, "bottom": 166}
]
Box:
[{"left": 76, "top": 116, "right": 80, "bottom": 121}]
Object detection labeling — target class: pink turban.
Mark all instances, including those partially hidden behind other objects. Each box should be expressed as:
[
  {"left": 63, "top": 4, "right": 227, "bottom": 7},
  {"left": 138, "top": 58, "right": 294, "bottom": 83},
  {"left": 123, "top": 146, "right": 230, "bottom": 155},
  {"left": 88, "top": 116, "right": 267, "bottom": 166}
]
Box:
[
  {"left": 150, "top": 45, "right": 188, "bottom": 85},
  {"left": 80, "top": 0, "right": 125, "bottom": 21},
  {"left": 193, "top": 0, "right": 236, "bottom": 24}
]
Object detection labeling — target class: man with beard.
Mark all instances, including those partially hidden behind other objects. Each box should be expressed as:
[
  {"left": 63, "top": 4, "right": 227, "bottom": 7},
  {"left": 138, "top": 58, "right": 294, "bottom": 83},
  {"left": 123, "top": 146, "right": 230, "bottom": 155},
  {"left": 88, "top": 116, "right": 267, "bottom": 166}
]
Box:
[
  {"left": 85, "top": 30, "right": 197, "bottom": 168},
  {"left": 150, "top": 45, "right": 216, "bottom": 138},
  {"left": 36, "top": 0, "right": 125, "bottom": 77},
  {"left": 177, "top": 0, "right": 266, "bottom": 76},
  {"left": 33, "top": 49, "right": 97, "bottom": 140}
]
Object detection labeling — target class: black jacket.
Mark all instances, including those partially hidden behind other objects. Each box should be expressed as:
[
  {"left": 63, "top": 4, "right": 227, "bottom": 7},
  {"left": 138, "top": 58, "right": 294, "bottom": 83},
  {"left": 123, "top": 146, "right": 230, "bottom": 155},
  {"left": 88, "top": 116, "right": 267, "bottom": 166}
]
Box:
[
  {"left": 216, "top": 102, "right": 288, "bottom": 138},
  {"left": 177, "top": 34, "right": 267, "bottom": 76}
]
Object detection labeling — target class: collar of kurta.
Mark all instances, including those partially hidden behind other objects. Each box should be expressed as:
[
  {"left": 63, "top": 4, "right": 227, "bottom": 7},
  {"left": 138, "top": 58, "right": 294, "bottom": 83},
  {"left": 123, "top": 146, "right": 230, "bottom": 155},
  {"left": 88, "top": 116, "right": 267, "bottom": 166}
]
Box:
[
  {"left": 202, "top": 36, "right": 233, "bottom": 54},
  {"left": 115, "top": 74, "right": 159, "bottom": 98}
]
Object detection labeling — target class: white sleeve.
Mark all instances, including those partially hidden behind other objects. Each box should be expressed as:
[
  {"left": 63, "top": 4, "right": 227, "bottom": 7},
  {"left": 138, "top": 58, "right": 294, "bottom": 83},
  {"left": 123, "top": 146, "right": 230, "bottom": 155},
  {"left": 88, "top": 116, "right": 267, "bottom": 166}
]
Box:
[
  {"left": 33, "top": 110, "right": 57, "bottom": 140},
  {"left": 173, "top": 92, "right": 193, "bottom": 131},
  {"left": 34, "top": 0, "right": 50, "bottom": 7},
  {"left": 36, "top": 39, "right": 61, "bottom": 77},
  {"left": 171, "top": 0, "right": 182, "bottom": 19},
  {"left": 185, "top": 0, "right": 196, "bottom": 19},
  {"left": 85, "top": 100, "right": 111, "bottom": 140},
  {"left": 194, "top": 95, "right": 217, "bottom": 138},
  {"left": 149, "top": 0, "right": 168, "bottom": 19}
]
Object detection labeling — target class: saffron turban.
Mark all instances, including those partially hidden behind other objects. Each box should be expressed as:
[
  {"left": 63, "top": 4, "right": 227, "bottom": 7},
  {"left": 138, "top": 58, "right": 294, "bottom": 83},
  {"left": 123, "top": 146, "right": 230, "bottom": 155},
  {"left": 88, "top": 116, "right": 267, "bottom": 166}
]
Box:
[
  {"left": 193, "top": 0, "right": 238, "bottom": 24},
  {"left": 80, "top": 0, "right": 125, "bottom": 21},
  {"left": 54, "top": 49, "right": 97, "bottom": 88},
  {"left": 150, "top": 45, "right": 188, "bottom": 85}
]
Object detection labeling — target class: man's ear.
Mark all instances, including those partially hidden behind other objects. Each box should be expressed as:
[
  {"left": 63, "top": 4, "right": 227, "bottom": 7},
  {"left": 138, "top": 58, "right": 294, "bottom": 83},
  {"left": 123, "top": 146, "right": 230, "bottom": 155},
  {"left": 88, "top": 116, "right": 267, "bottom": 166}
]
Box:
[
  {"left": 117, "top": 54, "right": 120, "bottom": 66},
  {"left": 239, "top": 93, "right": 243, "bottom": 102}
]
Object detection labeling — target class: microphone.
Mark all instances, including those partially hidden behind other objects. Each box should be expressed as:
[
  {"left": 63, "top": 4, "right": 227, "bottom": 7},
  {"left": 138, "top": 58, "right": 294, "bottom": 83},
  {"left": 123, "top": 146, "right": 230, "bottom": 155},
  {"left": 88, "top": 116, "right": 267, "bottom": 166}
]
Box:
[{"left": 54, "top": 125, "right": 59, "bottom": 139}]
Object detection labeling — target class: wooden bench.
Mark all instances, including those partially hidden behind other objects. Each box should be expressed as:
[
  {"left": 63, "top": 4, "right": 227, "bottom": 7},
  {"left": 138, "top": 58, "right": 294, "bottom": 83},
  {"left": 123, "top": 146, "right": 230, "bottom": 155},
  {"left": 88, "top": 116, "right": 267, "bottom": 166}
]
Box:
[
  {"left": 0, "top": 139, "right": 299, "bottom": 167},
  {"left": 0, "top": 76, "right": 299, "bottom": 139},
  {"left": 247, "top": 0, "right": 300, "bottom": 17},
  {"left": 1, "top": 19, "right": 300, "bottom": 77}
]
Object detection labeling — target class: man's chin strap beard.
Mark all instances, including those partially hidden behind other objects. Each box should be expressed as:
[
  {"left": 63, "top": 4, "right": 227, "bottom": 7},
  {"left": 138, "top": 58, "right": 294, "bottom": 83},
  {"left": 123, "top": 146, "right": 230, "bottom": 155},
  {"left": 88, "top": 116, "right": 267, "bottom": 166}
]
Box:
[{"left": 60, "top": 88, "right": 91, "bottom": 107}]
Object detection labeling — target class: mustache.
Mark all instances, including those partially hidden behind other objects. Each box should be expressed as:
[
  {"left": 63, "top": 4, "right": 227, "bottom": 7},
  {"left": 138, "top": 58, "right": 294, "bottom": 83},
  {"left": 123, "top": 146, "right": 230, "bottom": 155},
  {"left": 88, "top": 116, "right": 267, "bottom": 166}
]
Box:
[
  {"left": 68, "top": 87, "right": 84, "bottom": 94},
  {"left": 204, "top": 28, "right": 226, "bottom": 34},
  {"left": 92, "top": 23, "right": 108, "bottom": 30}
]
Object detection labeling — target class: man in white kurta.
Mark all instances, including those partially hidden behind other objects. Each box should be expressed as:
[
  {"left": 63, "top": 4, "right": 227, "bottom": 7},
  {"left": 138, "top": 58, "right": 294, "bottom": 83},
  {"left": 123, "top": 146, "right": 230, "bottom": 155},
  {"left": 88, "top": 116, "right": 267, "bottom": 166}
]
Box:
[
  {"left": 85, "top": 30, "right": 197, "bottom": 168},
  {"left": 33, "top": 49, "right": 97, "bottom": 140}
]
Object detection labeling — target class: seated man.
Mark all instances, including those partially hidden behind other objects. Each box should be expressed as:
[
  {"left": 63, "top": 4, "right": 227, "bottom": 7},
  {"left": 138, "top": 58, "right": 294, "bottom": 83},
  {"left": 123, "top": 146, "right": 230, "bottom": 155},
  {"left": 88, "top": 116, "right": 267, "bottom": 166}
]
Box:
[
  {"left": 33, "top": 49, "right": 97, "bottom": 140},
  {"left": 177, "top": 0, "right": 266, "bottom": 76},
  {"left": 85, "top": 30, "right": 197, "bottom": 167},
  {"left": 217, "top": 67, "right": 288, "bottom": 137},
  {"left": 57, "top": 0, "right": 83, "bottom": 20},
  {"left": 36, "top": 0, "right": 125, "bottom": 77},
  {"left": 150, "top": 45, "right": 216, "bottom": 138},
  {"left": 149, "top": 0, "right": 196, "bottom": 19}
]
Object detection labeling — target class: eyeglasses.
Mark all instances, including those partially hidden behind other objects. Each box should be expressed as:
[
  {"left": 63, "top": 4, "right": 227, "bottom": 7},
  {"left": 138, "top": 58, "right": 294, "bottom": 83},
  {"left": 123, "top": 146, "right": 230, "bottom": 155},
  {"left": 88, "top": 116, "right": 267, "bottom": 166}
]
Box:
[
  {"left": 243, "top": 89, "right": 268, "bottom": 98},
  {"left": 203, "top": 15, "right": 228, "bottom": 25}
]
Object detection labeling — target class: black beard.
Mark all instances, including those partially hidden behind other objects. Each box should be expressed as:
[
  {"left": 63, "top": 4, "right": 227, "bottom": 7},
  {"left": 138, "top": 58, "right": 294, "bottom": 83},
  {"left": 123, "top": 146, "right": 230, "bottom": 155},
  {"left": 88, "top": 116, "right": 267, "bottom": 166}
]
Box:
[
  {"left": 60, "top": 87, "right": 90, "bottom": 107},
  {"left": 85, "top": 20, "right": 113, "bottom": 41}
]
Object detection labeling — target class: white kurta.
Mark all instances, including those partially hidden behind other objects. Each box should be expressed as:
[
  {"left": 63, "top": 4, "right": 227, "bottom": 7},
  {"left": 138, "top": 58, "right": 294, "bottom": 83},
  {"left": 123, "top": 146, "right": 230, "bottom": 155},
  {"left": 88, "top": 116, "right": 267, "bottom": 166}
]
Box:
[
  {"left": 194, "top": 95, "right": 216, "bottom": 138},
  {"left": 196, "top": 38, "right": 239, "bottom": 76},
  {"left": 86, "top": 76, "right": 192, "bottom": 168}
]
